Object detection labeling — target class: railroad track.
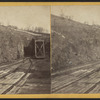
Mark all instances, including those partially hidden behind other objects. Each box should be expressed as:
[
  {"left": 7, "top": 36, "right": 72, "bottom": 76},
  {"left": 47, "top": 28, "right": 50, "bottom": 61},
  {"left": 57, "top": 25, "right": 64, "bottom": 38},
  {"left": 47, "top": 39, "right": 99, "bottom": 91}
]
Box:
[
  {"left": 0, "top": 57, "right": 36, "bottom": 94},
  {"left": 52, "top": 60, "right": 100, "bottom": 78},
  {"left": 51, "top": 61, "right": 100, "bottom": 93},
  {"left": 0, "top": 58, "right": 29, "bottom": 79}
]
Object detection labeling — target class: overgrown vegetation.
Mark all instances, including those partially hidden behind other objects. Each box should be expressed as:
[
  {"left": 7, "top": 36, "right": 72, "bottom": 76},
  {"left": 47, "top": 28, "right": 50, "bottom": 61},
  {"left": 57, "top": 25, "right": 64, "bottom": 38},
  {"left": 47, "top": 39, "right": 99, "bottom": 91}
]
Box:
[
  {"left": 51, "top": 14, "right": 100, "bottom": 72},
  {"left": 0, "top": 23, "right": 50, "bottom": 64}
]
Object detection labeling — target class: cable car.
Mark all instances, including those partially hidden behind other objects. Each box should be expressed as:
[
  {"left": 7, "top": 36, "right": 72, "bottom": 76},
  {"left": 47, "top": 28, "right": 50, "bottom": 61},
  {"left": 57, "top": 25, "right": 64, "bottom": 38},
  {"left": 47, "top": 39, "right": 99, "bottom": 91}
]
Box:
[{"left": 35, "top": 40, "right": 45, "bottom": 58}]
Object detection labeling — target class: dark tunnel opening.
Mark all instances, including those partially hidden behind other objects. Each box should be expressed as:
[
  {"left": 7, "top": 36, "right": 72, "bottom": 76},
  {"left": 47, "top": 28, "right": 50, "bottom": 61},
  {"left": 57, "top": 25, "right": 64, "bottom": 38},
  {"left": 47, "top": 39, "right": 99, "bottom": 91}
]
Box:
[
  {"left": 24, "top": 38, "right": 50, "bottom": 59},
  {"left": 24, "top": 38, "right": 35, "bottom": 58}
]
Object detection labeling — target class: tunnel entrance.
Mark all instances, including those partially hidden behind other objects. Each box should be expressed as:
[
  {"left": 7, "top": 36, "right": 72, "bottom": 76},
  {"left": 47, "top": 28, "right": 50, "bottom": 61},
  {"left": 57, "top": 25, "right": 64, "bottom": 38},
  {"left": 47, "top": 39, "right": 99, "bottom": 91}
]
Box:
[
  {"left": 24, "top": 39, "right": 35, "bottom": 58},
  {"left": 24, "top": 39, "right": 45, "bottom": 59}
]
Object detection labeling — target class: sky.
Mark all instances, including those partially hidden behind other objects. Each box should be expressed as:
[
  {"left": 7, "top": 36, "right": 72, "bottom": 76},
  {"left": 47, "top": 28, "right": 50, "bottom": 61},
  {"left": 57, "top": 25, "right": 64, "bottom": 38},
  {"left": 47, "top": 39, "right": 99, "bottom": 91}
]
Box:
[
  {"left": 0, "top": 6, "right": 50, "bottom": 32},
  {"left": 51, "top": 5, "right": 100, "bottom": 25}
]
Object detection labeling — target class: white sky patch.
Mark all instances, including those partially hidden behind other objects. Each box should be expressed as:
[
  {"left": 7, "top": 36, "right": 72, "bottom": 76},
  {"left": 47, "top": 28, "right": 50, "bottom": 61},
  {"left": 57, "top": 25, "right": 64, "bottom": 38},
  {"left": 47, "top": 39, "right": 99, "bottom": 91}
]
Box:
[
  {"left": 0, "top": 6, "right": 50, "bottom": 32},
  {"left": 51, "top": 5, "right": 100, "bottom": 25}
]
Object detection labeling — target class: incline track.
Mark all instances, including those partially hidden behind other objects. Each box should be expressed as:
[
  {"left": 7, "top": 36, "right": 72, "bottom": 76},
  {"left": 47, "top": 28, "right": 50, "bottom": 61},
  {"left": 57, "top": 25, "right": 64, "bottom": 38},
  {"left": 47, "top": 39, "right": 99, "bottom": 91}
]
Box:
[
  {"left": 0, "top": 58, "right": 50, "bottom": 94},
  {"left": 0, "top": 58, "right": 29, "bottom": 79},
  {"left": 52, "top": 60, "right": 100, "bottom": 93},
  {"left": 0, "top": 58, "right": 35, "bottom": 94}
]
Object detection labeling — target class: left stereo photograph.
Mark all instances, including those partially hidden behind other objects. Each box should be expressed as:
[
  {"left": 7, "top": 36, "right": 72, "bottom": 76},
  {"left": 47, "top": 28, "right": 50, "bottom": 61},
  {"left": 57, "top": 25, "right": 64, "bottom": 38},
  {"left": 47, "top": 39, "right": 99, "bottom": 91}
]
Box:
[{"left": 0, "top": 6, "right": 50, "bottom": 94}]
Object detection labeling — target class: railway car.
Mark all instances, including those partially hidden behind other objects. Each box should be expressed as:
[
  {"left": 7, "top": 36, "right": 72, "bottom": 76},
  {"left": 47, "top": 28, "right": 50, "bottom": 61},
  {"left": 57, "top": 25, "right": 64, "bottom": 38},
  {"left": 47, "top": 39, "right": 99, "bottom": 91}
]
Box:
[{"left": 24, "top": 32, "right": 50, "bottom": 59}]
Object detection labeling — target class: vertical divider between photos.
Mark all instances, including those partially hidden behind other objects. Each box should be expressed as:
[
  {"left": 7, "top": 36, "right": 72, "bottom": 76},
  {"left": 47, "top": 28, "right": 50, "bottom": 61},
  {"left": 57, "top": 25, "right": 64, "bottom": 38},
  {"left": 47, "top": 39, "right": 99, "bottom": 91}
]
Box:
[{"left": 50, "top": 5, "right": 52, "bottom": 94}]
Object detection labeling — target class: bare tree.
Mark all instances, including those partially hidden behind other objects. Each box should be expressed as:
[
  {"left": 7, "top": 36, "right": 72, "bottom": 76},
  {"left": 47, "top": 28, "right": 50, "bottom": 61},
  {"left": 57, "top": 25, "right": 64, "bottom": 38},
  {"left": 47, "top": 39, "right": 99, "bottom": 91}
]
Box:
[
  {"left": 34, "top": 27, "right": 44, "bottom": 33},
  {"left": 60, "top": 9, "right": 64, "bottom": 18}
]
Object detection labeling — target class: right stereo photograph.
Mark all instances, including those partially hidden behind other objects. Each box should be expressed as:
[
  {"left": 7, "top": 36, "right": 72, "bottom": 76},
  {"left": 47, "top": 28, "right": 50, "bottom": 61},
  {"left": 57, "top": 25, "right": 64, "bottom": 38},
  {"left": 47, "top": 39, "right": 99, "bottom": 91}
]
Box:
[{"left": 51, "top": 5, "right": 100, "bottom": 94}]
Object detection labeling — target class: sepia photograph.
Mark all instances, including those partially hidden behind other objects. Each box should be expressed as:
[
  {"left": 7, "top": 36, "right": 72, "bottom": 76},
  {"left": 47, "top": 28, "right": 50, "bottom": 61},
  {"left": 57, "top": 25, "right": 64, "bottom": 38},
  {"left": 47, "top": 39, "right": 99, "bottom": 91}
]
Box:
[
  {"left": 0, "top": 6, "right": 50, "bottom": 94},
  {"left": 51, "top": 5, "right": 100, "bottom": 94}
]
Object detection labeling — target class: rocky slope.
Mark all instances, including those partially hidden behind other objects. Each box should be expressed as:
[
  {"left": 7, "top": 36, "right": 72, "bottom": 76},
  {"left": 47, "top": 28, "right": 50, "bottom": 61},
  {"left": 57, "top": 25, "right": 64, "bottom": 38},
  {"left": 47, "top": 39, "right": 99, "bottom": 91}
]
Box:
[
  {"left": 51, "top": 14, "right": 100, "bottom": 72},
  {"left": 0, "top": 25, "right": 50, "bottom": 64}
]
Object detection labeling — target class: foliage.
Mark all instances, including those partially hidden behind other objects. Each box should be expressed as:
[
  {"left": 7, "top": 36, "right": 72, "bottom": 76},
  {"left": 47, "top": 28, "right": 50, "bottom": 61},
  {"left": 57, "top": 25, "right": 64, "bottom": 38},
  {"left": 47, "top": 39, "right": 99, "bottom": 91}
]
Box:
[{"left": 51, "top": 14, "right": 100, "bottom": 72}]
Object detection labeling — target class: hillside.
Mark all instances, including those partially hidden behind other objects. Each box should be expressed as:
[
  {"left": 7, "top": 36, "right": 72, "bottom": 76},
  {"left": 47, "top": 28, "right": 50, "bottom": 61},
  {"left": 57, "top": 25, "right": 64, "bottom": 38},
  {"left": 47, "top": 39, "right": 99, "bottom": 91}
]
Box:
[
  {"left": 51, "top": 14, "right": 100, "bottom": 72},
  {"left": 0, "top": 25, "right": 50, "bottom": 64}
]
